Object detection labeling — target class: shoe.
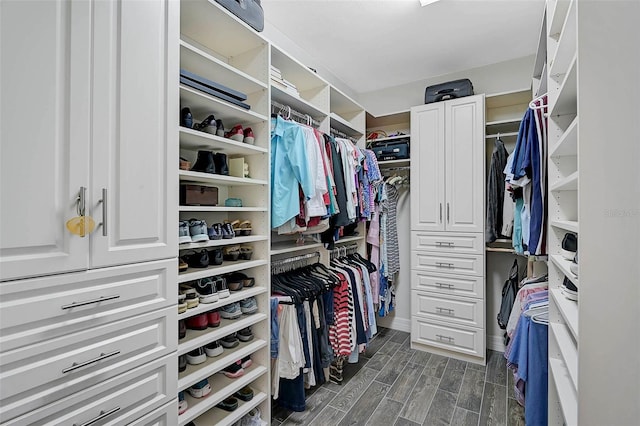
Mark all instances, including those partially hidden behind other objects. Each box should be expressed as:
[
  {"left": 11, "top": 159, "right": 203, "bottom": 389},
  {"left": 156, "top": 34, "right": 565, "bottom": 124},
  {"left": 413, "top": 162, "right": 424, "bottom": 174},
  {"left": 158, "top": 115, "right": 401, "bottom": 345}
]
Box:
[
  {"left": 181, "top": 107, "right": 193, "bottom": 129},
  {"left": 225, "top": 274, "right": 243, "bottom": 292},
  {"left": 187, "top": 378, "right": 211, "bottom": 398},
  {"left": 186, "top": 313, "right": 209, "bottom": 331},
  {"left": 178, "top": 293, "right": 188, "bottom": 314},
  {"left": 241, "top": 407, "right": 263, "bottom": 426},
  {"left": 180, "top": 286, "right": 200, "bottom": 309},
  {"left": 184, "top": 249, "right": 209, "bottom": 268},
  {"left": 207, "top": 225, "right": 219, "bottom": 240},
  {"left": 562, "top": 276, "right": 578, "bottom": 301},
  {"left": 227, "top": 272, "right": 254, "bottom": 288},
  {"left": 179, "top": 157, "right": 191, "bottom": 171},
  {"left": 195, "top": 114, "right": 217, "bottom": 135},
  {"left": 207, "top": 309, "right": 221, "bottom": 327},
  {"left": 561, "top": 233, "right": 578, "bottom": 260},
  {"left": 234, "top": 386, "right": 254, "bottom": 402},
  {"left": 221, "top": 360, "right": 244, "bottom": 378},
  {"left": 188, "top": 219, "right": 209, "bottom": 243},
  {"left": 216, "top": 396, "right": 239, "bottom": 411},
  {"left": 178, "top": 390, "right": 188, "bottom": 414},
  {"left": 237, "top": 220, "right": 252, "bottom": 236},
  {"left": 222, "top": 222, "right": 235, "bottom": 239},
  {"left": 220, "top": 302, "right": 242, "bottom": 319},
  {"left": 179, "top": 355, "right": 187, "bottom": 373},
  {"left": 186, "top": 347, "right": 207, "bottom": 365},
  {"left": 210, "top": 223, "right": 223, "bottom": 240},
  {"left": 205, "top": 340, "right": 224, "bottom": 357},
  {"left": 237, "top": 327, "right": 253, "bottom": 342},
  {"left": 213, "top": 153, "right": 229, "bottom": 175},
  {"left": 217, "top": 277, "right": 230, "bottom": 298},
  {"left": 194, "top": 277, "right": 219, "bottom": 304},
  {"left": 240, "top": 355, "right": 252, "bottom": 369},
  {"left": 179, "top": 320, "right": 186, "bottom": 339},
  {"left": 570, "top": 249, "right": 579, "bottom": 276},
  {"left": 226, "top": 124, "right": 244, "bottom": 142},
  {"left": 179, "top": 257, "right": 188, "bottom": 273},
  {"left": 179, "top": 221, "right": 192, "bottom": 244},
  {"left": 240, "top": 297, "right": 258, "bottom": 315},
  {"left": 242, "top": 127, "right": 255, "bottom": 144},
  {"left": 215, "top": 119, "right": 225, "bottom": 137},
  {"left": 191, "top": 150, "right": 216, "bottom": 174},
  {"left": 223, "top": 245, "right": 240, "bottom": 261},
  {"left": 239, "top": 245, "right": 253, "bottom": 260},
  {"left": 220, "top": 333, "right": 240, "bottom": 348},
  {"left": 208, "top": 248, "right": 223, "bottom": 266}
]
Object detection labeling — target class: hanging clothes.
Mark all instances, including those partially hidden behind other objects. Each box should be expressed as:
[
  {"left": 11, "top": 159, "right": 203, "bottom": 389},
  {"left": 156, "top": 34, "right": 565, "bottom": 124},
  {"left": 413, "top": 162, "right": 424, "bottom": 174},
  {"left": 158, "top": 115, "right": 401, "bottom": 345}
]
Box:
[{"left": 486, "top": 137, "right": 509, "bottom": 243}]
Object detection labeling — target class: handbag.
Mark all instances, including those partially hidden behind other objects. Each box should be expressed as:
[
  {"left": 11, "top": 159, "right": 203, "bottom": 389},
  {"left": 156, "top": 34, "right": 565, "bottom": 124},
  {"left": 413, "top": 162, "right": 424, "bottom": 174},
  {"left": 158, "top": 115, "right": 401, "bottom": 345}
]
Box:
[{"left": 215, "top": 0, "right": 264, "bottom": 32}]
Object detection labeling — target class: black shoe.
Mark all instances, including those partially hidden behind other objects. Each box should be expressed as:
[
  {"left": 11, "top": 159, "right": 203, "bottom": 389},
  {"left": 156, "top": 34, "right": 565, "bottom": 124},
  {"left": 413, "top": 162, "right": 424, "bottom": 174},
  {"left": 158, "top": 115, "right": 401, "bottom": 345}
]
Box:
[
  {"left": 184, "top": 249, "right": 209, "bottom": 268},
  {"left": 220, "top": 333, "right": 239, "bottom": 348},
  {"left": 181, "top": 107, "right": 193, "bottom": 128},
  {"left": 215, "top": 119, "right": 225, "bottom": 137},
  {"left": 562, "top": 277, "right": 578, "bottom": 301},
  {"left": 179, "top": 355, "right": 187, "bottom": 372},
  {"left": 208, "top": 248, "right": 223, "bottom": 266},
  {"left": 213, "top": 153, "right": 229, "bottom": 175},
  {"left": 561, "top": 233, "right": 578, "bottom": 260},
  {"left": 216, "top": 396, "right": 239, "bottom": 411},
  {"left": 234, "top": 386, "right": 254, "bottom": 401},
  {"left": 194, "top": 114, "right": 217, "bottom": 135},
  {"left": 191, "top": 150, "right": 216, "bottom": 174}
]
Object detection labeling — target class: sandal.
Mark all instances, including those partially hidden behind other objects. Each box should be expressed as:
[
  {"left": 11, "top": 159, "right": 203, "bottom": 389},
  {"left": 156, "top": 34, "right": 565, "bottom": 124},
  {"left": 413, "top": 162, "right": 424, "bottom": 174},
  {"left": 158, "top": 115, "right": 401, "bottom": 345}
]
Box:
[
  {"left": 223, "top": 245, "right": 240, "bottom": 261},
  {"left": 225, "top": 273, "right": 243, "bottom": 291},
  {"left": 227, "top": 272, "right": 254, "bottom": 288},
  {"left": 239, "top": 245, "right": 253, "bottom": 260},
  {"left": 237, "top": 220, "right": 252, "bottom": 236}
]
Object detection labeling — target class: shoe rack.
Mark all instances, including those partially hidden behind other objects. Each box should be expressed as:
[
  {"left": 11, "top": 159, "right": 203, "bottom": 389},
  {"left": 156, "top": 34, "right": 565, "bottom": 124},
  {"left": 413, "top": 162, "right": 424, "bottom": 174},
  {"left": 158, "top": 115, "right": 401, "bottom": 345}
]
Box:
[{"left": 177, "top": 1, "right": 271, "bottom": 425}]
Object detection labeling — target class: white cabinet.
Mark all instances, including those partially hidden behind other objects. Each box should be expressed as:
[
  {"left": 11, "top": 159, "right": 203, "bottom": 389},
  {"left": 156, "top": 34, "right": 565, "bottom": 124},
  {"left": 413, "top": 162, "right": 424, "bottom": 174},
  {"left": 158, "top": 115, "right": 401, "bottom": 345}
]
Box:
[
  {"left": 410, "top": 95, "right": 486, "bottom": 365},
  {"left": 0, "top": 0, "right": 177, "bottom": 282}
]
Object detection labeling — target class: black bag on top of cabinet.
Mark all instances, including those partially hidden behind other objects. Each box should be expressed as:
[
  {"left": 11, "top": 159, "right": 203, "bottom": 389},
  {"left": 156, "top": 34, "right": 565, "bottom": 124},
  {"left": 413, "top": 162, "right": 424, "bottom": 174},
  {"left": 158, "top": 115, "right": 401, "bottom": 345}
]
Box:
[
  {"left": 424, "top": 79, "right": 474, "bottom": 104},
  {"left": 215, "top": 0, "right": 264, "bottom": 32}
]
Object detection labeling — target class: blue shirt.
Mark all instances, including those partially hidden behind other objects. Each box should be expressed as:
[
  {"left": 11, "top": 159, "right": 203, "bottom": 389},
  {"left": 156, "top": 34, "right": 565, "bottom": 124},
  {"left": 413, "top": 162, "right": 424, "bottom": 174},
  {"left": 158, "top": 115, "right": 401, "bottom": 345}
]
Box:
[{"left": 270, "top": 116, "right": 314, "bottom": 228}]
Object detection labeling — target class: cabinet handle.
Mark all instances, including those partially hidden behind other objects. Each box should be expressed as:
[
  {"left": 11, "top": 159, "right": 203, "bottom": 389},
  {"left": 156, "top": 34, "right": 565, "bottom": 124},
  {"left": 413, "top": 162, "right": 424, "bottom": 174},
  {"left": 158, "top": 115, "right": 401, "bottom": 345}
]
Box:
[
  {"left": 436, "top": 334, "right": 454, "bottom": 342},
  {"left": 447, "top": 203, "right": 450, "bottom": 223},
  {"left": 436, "top": 307, "right": 455, "bottom": 315},
  {"left": 73, "top": 406, "right": 121, "bottom": 426},
  {"left": 439, "top": 203, "right": 442, "bottom": 223},
  {"left": 436, "top": 262, "right": 454, "bottom": 268},
  {"left": 61, "top": 295, "right": 120, "bottom": 310},
  {"left": 436, "top": 241, "right": 454, "bottom": 247},
  {"left": 62, "top": 350, "right": 120, "bottom": 374},
  {"left": 99, "top": 188, "right": 108, "bottom": 236},
  {"left": 435, "top": 282, "right": 454, "bottom": 289}
]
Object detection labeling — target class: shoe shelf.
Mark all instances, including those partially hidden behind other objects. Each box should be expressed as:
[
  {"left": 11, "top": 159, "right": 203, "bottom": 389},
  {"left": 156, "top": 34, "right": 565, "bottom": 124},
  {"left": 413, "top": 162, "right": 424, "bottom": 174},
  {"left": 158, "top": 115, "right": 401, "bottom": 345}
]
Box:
[
  {"left": 550, "top": 171, "right": 578, "bottom": 192},
  {"left": 549, "top": 357, "right": 578, "bottom": 426},
  {"left": 549, "top": 117, "right": 578, "bottom": 158},
  {"left": 270, "top": 240, "right": 324, "bottom": 256},
  {"left": 179, "top": 170, "right": 268, "bottom": 186},
  {"left": 550, "top": 220, "right": 579, "bottom": 233},
  {"left": 178, "top": 259, "right": 268, "bottom": 284},
  {"left": 550, "top": 288, "right": 579, "bottom": 340},
  {"left": 178, "top": 363, "right": 268, "bottom": 426},
  {"left": 192, "top": 391, "right": 267, "bottom": 426},
  {"left": 550, "top": 322, "right": 578, "bottom": 389},
  {"left": 179, "top": 339, "right": 267, "bottom": 390},
  {"left": 180, "top": 127, "right": 267, "bottom": 156},
  {"left": 178, "top": 286, "right": 267, "bottom": 321},
  {"left": 548, "top": 0, "right": 576, "bottom": 80},
  {"left": 180, "top": 85, "right": 267, "bottom": 125},
  {"left": 549, "top": 56, "right": 577, "bottom": 117},
  {"left": 179, "top": 235, "right": 268, "bottom": 251},
  {"left": 178, "top": 313, "right": 268, "bottom": 356},
  {"left": 550, "top": 254, "right": 578, "bottom": 286},
  {"left": 179, "top": 206, "right": 268, "bottom": 213}
]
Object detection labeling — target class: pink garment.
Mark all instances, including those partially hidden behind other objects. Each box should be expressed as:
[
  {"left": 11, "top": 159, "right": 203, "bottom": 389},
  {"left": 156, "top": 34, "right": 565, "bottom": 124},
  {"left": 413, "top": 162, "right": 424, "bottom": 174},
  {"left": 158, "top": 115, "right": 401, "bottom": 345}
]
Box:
[{"left": 367, "top": 205, "right": 381, "bottom": 302}]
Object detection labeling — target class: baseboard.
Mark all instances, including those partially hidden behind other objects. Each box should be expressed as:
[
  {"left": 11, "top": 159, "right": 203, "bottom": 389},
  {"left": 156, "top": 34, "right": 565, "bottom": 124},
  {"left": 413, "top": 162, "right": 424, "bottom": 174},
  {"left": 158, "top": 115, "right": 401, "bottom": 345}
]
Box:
[
  {"left": 376, "top": 316, "right": 411, "bottom": 333},
  {"left": 487, "top": 333, "right": 507, "bottom": 352}
]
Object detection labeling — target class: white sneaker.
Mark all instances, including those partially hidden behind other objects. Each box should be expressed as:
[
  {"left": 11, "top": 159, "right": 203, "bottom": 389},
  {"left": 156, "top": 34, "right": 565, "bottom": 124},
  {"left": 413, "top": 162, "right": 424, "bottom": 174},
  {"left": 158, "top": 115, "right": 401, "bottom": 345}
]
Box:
[{"left": 241, "top": 407, "right": 263, "bottom": 426}]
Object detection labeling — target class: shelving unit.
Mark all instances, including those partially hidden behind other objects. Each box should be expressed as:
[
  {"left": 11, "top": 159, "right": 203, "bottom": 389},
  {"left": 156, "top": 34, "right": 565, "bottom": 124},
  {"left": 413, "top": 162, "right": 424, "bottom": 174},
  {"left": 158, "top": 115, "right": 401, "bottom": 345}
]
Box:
[{"left": 177, "top": 1, "right": 271, "bottom": 424}]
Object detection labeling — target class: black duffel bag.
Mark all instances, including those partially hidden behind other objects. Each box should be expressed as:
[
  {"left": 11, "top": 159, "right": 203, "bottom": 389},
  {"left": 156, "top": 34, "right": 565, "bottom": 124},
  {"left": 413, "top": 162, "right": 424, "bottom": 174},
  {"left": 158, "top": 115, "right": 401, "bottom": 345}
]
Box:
[
  {"left": 216, "top": 0, "right": 264, "bottom": 32},
  {"left": 425, "top": 79, "right": 474, "bottom": 104}
]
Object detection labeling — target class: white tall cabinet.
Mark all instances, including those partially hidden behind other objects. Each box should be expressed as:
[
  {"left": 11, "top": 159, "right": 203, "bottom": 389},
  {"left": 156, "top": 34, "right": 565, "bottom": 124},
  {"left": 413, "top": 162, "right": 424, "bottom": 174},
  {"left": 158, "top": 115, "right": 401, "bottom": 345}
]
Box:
[
  {"left": 0, "top": 0, "right": 178, "bottom": 424},
  {"left": 410, "top": 95, "right": 486, "bottom": 364}
]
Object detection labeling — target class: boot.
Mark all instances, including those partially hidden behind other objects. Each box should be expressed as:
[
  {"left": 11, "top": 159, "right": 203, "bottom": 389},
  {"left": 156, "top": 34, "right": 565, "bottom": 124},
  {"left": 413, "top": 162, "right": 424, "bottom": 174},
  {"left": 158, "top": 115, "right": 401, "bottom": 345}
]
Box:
[
  {"left": 191, "top": 151, "right": 216, "bottom": 174},
  {"left": 213, "top": 153, "right": 229, "bottom": 175}
]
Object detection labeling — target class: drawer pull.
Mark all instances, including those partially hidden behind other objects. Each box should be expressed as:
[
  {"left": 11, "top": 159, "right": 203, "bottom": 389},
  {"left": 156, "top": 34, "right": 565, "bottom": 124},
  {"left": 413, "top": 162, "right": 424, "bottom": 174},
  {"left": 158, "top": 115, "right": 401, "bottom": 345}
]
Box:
[
  {"left": 62, "top": 350, "right": 120, "bottom": 374},
  {"left": 73, "top": 406, "right": 120, "bottom": 426},
  {"left": 436, "top": 334, "right": 454, "bottom": 342},
  {"left": 436, "top": 307, "right": 455, "bottom": 315},
  {"left": 61, "top": 295, "right": 121, "bottom": 310},
  {"left": 436, "top": 262, "right": 454, "bottom": 268},
  {"left": 435, "top": 282, "right": 454, "bottom": 289},
  {"left": 435, "top": 241, "right": 454, "bottom": 247}
]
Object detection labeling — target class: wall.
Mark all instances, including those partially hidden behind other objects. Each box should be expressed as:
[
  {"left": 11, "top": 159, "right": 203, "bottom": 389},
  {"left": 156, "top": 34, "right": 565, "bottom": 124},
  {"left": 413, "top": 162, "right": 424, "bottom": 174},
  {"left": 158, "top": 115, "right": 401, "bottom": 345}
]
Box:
[{"left": 359, "top": 55, "right": 535, "bottom": 117}]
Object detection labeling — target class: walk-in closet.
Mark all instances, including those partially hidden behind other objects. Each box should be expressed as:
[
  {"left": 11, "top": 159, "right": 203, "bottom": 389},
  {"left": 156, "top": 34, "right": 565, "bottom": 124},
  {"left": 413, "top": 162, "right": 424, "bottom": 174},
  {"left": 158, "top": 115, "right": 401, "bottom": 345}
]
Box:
[{"left": 1, "top": 0, "right": 638, "bottom": 425}]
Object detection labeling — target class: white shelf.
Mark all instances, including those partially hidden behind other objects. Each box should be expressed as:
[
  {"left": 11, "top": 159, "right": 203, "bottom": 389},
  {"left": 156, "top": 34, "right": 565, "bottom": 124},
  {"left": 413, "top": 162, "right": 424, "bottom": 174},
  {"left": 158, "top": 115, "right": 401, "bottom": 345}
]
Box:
[
  {"left": 330, "top": 86, "right": 364, "bottom": 117},
  {"left": 180, "top": 85, "right": 267, "bottom": 125},
  {"left": 549, "top": 357, "right": 578, "bottom": 426},
  {"left": 485, "top": 118, "right": 522, "bottom": 127},
  {"left": 367, "top": 134, "right": 410, "bottom": 143},
  {"left": 485, "top": 89, "right": 531, "bottom": 109},
  {"left": 550, "top": 117, "right": 578, "bottom": 157},
  {"left": 550, "top": 56, "right": 577, "bottom": 117},
  {"left": 179, "top": 235, "right": 268, "bottom": 252},
  {"left": 178, "top": 364, "right": 268, "bottom": 426},
  {"left": 378, "top": 159, "right": 411, "bottom": 167},
  {"left": 330, "top": 113, "right": 364, "bottom": 137},
  {"left": 270, "top": 241, "right": 323, "bottom": 256},
  {"left": 551, "top": 288, "right": 579, "bottom": 339},
  {"left": 193, "top": 391, "right": 267, "bottom": 426},
  {"left": 550, "top": 171, "right": 578, "bottom": 192},
  {"left": 549, "top": 0, "right": 576, "bottom": 78},
  {"left": 550, "top": 220, "right": 579, "bottom": 233},
  {"left": 550, "top": 254, "right": 579, "bottom": 287},
  {"left": 178, "top": 313, "right": 268, "bottom": 356},
  {"left": 271, "top": 85, "right": 328, "bottom": 119},
  {"left": 179, "top": 339, "right": 267, "bottom": 390},
  {"left": 179, "top": 170, "right": 268, "bottom": 186},
  {"left": 179, "top": 206, "right": 268, "bottom": 213},
  {"left": 178, "top": 286, "right": 267, "bottom": 321},
  {"left": 335, "top": 235, "right": 365, "bottom": 245},
  {"left": 271, "top": 44, "right": 329, "bottom": 92},
  {"left": 179, "top": 127, "right": 267, "bottom": 156},
  {"left": 548, "top": 0, "right": 572, "bottom": 39},
  {"left": 550, "top": 322, "right": 578, "bottom": 389},
  {"left": 178, "top": 259, "right": 268, "bottom": 284}
]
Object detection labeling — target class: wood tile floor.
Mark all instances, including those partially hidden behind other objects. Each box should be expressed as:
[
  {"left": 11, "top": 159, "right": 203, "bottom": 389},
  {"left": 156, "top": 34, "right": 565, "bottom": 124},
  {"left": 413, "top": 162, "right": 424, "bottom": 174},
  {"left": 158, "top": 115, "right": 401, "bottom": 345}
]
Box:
[{"left": 271, "top": 327, "right": 526, "bottom": 426}]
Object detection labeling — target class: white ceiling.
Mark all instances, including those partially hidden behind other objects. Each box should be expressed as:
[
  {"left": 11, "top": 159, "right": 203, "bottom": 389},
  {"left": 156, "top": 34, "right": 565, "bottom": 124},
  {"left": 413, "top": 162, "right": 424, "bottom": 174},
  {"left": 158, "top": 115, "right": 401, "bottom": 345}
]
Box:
[{"left": 262, "top": 0, "right": 545, "bottom": 94}]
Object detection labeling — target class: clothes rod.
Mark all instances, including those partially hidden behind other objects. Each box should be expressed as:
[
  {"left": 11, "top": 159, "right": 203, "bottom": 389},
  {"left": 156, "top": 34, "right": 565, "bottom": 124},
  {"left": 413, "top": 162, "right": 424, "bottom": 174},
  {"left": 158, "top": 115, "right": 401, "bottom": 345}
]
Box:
[
  {"left": 271, "top": 251, "right": 321, "bottom": 268},
  {"left": 271, "top": 100, "right": 321, "bottom": 128},
  {"left": 330, "top": 127, "right": 359, "bottom": 144}
]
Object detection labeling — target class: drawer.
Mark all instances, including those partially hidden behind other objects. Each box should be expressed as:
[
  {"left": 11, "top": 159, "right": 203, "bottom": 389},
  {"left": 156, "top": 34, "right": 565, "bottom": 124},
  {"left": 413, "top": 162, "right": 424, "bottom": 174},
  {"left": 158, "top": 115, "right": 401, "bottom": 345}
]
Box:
[
  {"left": 0, "top": 307, "right": 176, "bottom": 421},
  {"left": 412, "top": 232, "right": 483, "bottom": 255},
  {"left": 412, "top": 271, "right": 484, "bottom": 299},
  {"left": 411, "top": 290, "right": 484, "bottom": 328},
  {"left": 0, "top": 259, "right": 176, "bottom": 351},
  {"left": 412, "top": 317, "right": 485, "bottom": 358},
  {"left": 1, "top": 354, "right": 176, "bottom": 426},
  {"left": 411, "top": 251, "right": 484, "bottom": 276},
  {"left": 128, "top": 400, "right": 177, "bottom": 426}
]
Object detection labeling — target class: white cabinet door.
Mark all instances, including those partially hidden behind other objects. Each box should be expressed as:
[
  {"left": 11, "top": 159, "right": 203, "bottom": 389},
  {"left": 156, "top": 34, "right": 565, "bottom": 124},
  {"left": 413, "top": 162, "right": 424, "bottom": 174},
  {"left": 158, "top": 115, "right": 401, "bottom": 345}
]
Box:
[
  {"left": 0, "top": 0, "right": 92, "bottom": 281},
  {"left": 411, "top": 103, "right": 445, "bottom": 231},
  {"left": 445, "top": 96, "right": 485, "bottom": 233},
  {"left": 90, "top": 0, "right": 178, "bottom": 268}
]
